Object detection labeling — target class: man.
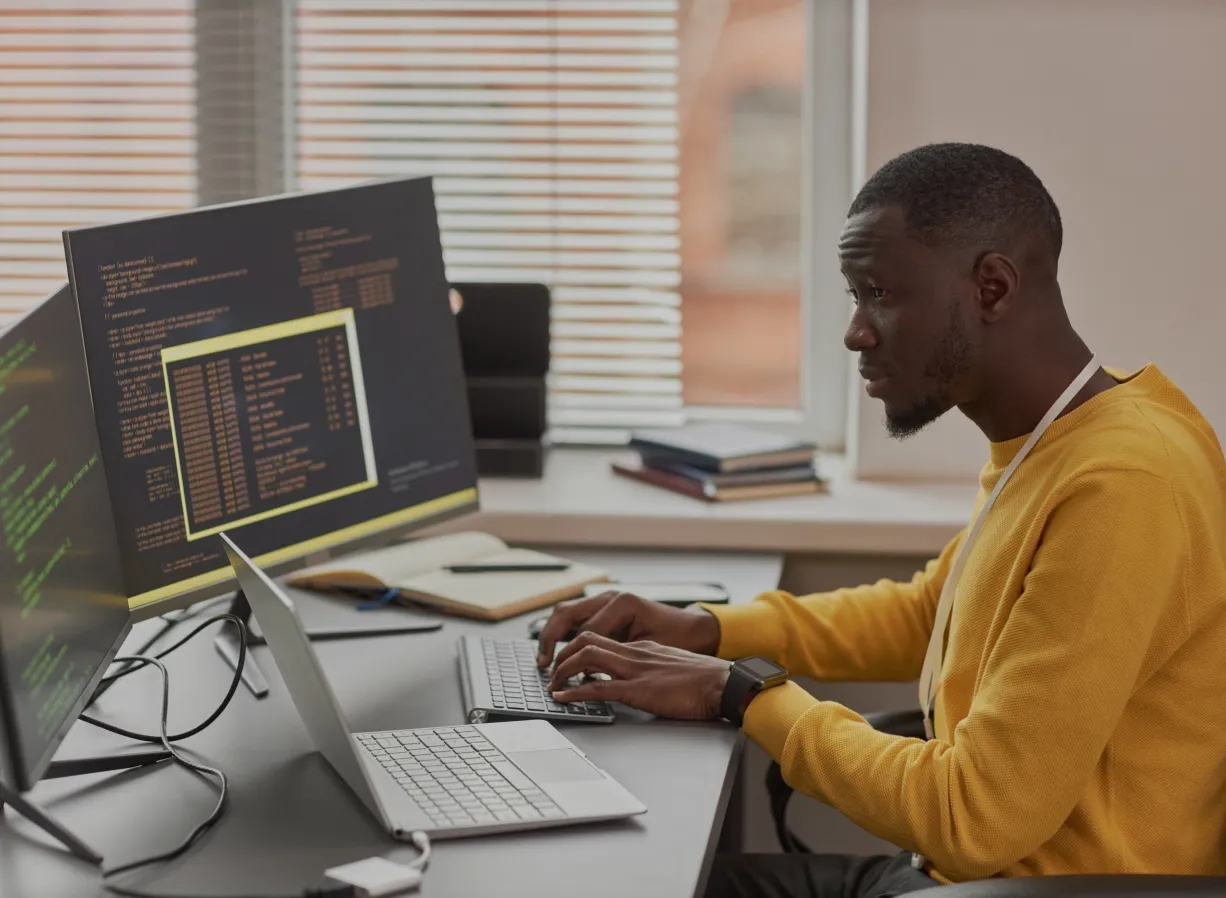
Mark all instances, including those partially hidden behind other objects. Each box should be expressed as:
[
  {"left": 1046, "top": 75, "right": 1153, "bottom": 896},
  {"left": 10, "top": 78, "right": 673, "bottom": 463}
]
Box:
[{"left": 535, "top": 143, "right": 1226, "bottom": 897}]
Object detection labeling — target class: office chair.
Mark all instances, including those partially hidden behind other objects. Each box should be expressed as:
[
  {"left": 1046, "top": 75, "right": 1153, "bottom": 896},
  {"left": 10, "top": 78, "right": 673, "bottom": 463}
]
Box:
[{"left": 766, "top": 708, "right": 1226, "bottom": 896}]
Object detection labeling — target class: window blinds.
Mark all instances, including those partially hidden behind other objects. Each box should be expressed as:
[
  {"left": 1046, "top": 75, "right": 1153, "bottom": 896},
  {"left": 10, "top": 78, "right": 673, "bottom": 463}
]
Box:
[
  {"left": 0, "top": 0, "right": 197, "bottom": 332},
  {"left": 295, "top": 0, "right": 684, "bottom": 443}
]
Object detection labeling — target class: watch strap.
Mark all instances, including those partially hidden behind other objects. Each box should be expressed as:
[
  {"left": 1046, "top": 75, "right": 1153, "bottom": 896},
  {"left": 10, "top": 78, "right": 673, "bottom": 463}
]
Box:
[
  {"left": 720, "top": 662, "right": 758, "bottom": 727},
  {"left": 721, "top": 657, "right": 788, "bottom": 727}
]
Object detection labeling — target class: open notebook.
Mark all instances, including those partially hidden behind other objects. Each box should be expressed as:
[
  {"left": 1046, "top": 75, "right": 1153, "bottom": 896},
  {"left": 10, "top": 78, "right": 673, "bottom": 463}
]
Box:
[{"left": 285, "top": 531, "right": 609, "bottom": 621}]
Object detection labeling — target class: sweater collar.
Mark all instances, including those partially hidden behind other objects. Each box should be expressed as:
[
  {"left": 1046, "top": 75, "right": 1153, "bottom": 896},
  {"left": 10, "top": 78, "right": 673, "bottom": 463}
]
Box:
[{"left": 986, "top": 364, "right": 1155, "bottom": 469}]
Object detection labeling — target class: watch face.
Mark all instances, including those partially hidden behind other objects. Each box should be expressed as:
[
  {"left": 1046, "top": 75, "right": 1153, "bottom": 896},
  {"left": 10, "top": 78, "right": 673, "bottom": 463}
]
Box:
[{"left": 740, "top": 656, "right": 786, "bottom": 679}]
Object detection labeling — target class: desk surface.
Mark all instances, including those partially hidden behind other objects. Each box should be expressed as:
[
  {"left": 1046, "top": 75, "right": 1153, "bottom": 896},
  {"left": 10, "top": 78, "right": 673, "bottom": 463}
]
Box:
[
  {"left": 1, "top": 547, "right": 782, "bottom": 898},
  {"left": 425, "top": 449, "right": 978, "bottom": 556}
]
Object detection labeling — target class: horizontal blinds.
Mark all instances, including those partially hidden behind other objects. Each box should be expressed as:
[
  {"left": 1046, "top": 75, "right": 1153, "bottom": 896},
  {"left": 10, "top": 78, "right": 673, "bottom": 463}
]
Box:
[
  {"left": 295, "top": 0, "right": 683, "bottom": 444},
  {"left": 0, "top": 1, "right": 197, "bottom": 332}
]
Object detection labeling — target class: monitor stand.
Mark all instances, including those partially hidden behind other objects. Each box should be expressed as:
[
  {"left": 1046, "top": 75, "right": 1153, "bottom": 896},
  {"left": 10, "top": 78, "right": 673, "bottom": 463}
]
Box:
[
  {"left": 0, "top": 749, "right": 172, "bottom": 865},
  {"left": 214, "top": 586, "right": 443, "bottom": 700},
  {"left": 214, "top": 589, "right": 271, "bottom": 699}
]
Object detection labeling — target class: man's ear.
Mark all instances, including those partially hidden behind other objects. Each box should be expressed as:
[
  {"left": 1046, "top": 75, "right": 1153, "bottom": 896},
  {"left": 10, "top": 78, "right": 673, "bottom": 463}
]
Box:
[{"left": 974, "top": 252, "right": 1020, "bottom": 322}]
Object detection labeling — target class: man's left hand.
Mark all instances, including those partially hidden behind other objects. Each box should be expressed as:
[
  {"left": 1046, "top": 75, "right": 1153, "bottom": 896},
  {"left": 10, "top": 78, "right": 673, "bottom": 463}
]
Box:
[{"left": 546, "top": 632, "right": 732, "bottom": 721}]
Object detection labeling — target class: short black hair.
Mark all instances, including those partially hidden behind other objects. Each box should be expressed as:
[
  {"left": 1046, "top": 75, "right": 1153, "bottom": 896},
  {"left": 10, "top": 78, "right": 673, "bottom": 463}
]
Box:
[{"left": 848, "top": 143, "right": 1063, "bottom": 258}]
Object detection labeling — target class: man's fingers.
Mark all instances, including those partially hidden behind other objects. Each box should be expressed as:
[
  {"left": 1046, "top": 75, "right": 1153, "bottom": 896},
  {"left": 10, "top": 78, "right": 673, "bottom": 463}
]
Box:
[
  {"left": 551, "top": 592, "right": 642, "bottom": 668},
  {"left": 552, "top": 676, "right": 627, "bottom": 705},
  {"left": 547, "top": 637, "right": 635, "bottom": 691},
  {"left": 536, "top": 595, "right": 609, "bottom": 666}
]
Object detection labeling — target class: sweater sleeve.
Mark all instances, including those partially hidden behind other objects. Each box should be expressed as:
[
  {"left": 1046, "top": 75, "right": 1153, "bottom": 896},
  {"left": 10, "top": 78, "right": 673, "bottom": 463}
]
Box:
[
  {"left": 702, "top": 529, "right": 963, "bottom": 682},
  {"left": 741, "top": 469, "right": 1185, "bottom": 882}
]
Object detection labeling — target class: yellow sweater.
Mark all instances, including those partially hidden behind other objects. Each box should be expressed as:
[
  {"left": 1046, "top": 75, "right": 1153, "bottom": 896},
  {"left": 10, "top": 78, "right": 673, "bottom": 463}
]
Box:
[{"left": 708, "top": 365, "right": 1226, "bottom": 882}]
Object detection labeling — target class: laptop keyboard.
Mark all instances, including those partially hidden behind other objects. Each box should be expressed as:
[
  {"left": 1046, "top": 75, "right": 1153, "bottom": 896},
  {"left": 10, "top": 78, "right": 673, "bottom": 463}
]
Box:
[
  {"left": 481, "top": 638, "right": 613, "bottom": 719},
  {"left": 359, "top": 726, "right": 566, "bottom": 829}
]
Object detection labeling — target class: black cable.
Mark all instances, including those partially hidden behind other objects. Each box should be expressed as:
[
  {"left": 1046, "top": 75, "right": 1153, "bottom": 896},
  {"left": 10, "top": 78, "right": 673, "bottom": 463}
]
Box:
[
  {"left": 87, "top": 596, "right": 235, "bottom": 710},
  {"left": 94, "top": 654, "right": 353, "bottom": 898},
  {"left": 80, "top": 614, "right": 247, "bottom": 744},
  {"left": 87, "top": 612, "right": 427, "bottom": 898},
  {"left": 99, "top": 654, "right": 229, "bottom": 880}
]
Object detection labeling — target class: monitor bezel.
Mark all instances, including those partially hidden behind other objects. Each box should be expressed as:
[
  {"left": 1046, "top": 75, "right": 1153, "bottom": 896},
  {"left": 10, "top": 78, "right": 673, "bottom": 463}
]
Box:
[
  {"left": 0, "top": 618, "right": 133, "bottom": 793},
  {"left": 0, "top": 289, "right": 135, "bottom": 794},
  {"left": 125, "top": 496, "right": 479, "bottom": 622}
]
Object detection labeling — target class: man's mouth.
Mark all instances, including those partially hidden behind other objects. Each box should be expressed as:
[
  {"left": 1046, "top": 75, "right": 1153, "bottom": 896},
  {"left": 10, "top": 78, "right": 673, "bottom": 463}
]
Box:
[{"left": 859, "top": 364, "right": 890, "bottom": 397}]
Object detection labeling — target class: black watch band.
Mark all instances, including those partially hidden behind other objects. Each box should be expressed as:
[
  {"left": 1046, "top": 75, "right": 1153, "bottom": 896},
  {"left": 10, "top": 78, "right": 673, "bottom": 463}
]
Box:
[{"left": 720, "top": 657, "right": 789, "bottom": 727}]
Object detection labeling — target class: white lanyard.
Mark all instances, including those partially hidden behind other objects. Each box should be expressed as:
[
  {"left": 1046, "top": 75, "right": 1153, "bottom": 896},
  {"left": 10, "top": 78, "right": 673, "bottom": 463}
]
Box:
[{"left": 917, "top": 356, "right": 1100, "bottom": 740}]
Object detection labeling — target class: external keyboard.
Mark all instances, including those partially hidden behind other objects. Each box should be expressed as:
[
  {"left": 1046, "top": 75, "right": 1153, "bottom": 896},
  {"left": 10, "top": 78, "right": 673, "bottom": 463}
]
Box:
[
  {"left": 357, "top": 725, "right": 566, "bottom": 829},
  {"left": 461, "top": 636, "right": 615, "bottom": 724}
]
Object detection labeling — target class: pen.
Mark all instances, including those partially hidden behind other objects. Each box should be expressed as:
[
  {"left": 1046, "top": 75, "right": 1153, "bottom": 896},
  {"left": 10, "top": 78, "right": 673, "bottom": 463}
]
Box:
[{"left": 444, "top": 563, "right": 571, "bottom": 574}]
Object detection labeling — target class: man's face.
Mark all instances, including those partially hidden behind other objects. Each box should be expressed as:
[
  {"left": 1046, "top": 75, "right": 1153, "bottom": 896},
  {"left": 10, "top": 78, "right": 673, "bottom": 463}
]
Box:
[{"left": 839, "top": 205, "right": 975, "bottom": 439}]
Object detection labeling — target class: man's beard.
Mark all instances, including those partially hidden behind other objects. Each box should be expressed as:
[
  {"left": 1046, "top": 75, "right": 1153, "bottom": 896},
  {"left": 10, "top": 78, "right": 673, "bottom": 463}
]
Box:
[{"left": 886, "top": 305, "right": 972, "bottom": 440}]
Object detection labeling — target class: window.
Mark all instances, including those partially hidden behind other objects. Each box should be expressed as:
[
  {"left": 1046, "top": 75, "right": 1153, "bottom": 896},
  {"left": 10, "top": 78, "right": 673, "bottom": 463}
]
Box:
[
  {"left": 0, "top": 1, "right": 197, "bottom": 331},
  {"left": 295, "top": 0, "right": 683, "bottom": 444},
  {"left": 0, "top": 0, "right": 849, "bottom": 444},
  {"left": 677, "top": 0, "right": 805, "bottom": 410}
]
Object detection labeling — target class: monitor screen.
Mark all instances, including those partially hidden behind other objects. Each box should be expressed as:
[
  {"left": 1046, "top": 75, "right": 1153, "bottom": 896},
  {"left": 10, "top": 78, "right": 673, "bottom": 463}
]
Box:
[
  {"left": 0, "top": 287, "right": 131, "bottom": 791},
  {"left": 64, "top": 178, "right": 479, "bottom": 611}
]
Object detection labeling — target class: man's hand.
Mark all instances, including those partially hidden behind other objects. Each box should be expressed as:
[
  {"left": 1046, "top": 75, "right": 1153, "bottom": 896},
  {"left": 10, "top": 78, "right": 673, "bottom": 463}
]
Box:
[
  {"left": 535, "top": 590, "right": 722, "bottom": 667},
  {"left": 546, "top": 632, "right": 732, "bottom": 721}
]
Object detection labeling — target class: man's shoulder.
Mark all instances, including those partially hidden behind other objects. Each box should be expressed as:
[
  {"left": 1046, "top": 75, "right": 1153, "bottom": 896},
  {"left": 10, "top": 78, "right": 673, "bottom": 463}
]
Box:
[{"left": 1067, "top": 365, "right": 1224, "bottom": 481}]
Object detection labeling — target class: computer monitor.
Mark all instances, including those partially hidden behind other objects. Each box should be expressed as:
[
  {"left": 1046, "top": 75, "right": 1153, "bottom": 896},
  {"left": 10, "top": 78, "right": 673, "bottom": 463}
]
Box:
[
  {"left": 0, "top": 286, "right": 131, "bottom": 793},
  {"left": 63, "top": 178, "right": 480, "bottom": 615}
]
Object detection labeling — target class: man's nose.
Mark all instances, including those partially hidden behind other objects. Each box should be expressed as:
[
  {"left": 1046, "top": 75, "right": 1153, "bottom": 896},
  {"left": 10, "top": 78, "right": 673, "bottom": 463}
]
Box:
[{"left": 844, "top": 307, "right": 878, "bottom": 352}]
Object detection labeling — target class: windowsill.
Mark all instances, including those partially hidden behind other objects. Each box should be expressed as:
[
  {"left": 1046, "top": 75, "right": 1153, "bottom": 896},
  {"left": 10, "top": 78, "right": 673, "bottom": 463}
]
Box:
[{"left": 424, "top": 448, "right": 977, "bottom": 556}]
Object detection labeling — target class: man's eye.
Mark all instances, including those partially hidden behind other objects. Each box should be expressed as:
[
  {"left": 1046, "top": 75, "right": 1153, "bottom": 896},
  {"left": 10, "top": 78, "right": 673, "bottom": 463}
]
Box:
[{"left": 846, "top": 285, "right": 886, "bottom": 301}]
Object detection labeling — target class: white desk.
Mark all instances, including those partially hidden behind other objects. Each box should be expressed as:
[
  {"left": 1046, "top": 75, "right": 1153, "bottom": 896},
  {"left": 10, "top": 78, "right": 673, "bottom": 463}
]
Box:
[
  {"left": 1, "top": 547, "right": 782, "bottom": 898},
  {"left": 426, "top": 448, "right": 978, "bottom": 556}
]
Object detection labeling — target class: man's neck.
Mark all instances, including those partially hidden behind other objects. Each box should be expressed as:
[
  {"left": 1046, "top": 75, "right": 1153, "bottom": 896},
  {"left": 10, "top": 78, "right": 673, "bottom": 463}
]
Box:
[{"left": 959, "top": 334, "right": 1115, "bottom": 443}]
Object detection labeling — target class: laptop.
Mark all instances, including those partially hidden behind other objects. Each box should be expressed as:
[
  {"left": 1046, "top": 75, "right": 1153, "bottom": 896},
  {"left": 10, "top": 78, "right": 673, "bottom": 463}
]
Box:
[{"left": 221, "top": 534, "right": 646, "bottom": 840}]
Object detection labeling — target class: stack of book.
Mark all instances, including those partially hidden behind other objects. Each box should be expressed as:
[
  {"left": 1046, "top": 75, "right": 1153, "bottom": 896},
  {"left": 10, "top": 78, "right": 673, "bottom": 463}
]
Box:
[{"left": 612, "top": 423, "right": 825, "bottom": 502}]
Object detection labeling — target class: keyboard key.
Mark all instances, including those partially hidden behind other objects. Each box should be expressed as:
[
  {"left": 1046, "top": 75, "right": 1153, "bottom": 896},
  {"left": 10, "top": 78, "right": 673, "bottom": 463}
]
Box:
[
  {"left": 493, "top": 810, "right": 520, "bottom": 822},
  {"left": 517, "top": 807, "right": 543, "bottom": 820},
  {"left": 471, "top": 811, "right": 496, "bottom": 823}
]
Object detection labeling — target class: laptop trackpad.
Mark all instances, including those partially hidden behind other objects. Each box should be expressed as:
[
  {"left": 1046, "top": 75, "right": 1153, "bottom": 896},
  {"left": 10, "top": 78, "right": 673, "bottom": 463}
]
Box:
[{"left": 509, "top": 749, "right": 604, "bottom": 783}]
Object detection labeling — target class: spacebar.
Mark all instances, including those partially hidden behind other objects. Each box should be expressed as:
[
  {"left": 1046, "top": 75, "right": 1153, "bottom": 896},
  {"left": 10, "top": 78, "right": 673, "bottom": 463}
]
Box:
[{"left": 491, "top": 760, "right": 536, "bottom": 793}]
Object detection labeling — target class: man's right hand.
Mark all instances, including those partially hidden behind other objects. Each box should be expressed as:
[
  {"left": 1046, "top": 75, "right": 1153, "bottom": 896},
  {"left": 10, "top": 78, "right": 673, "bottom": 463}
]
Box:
[{"left": 535, "top": 591, "right": 722, "bottom": 667}]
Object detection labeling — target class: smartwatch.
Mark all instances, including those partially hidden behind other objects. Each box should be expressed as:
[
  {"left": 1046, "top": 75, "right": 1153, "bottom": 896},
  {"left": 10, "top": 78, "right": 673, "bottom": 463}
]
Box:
[{"left": 720, "top": 656, "right": 789, "bottom": 727}]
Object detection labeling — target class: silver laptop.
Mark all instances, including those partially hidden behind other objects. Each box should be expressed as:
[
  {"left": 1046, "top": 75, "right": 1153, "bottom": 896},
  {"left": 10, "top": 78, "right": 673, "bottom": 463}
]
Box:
[{"left": 221, "top": 534, "right": 646, "bottom": 841}]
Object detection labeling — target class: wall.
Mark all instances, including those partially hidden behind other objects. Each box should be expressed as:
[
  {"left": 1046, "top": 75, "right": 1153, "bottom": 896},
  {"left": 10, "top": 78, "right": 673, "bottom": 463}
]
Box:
[{"left": 850, "top": 0, "right": 1226, "bottom": 480}]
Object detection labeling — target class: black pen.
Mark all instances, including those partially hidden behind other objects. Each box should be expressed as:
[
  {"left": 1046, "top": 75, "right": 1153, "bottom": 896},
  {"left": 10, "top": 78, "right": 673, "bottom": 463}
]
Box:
[{"left": 444, "top": 563, "right": 571, "bottom": 574}]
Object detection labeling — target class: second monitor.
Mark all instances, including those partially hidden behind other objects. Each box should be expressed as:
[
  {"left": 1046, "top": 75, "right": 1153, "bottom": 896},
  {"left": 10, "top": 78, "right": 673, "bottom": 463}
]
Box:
[{"left": 64, "top": 177, "right": 479, "bottom": 613}]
